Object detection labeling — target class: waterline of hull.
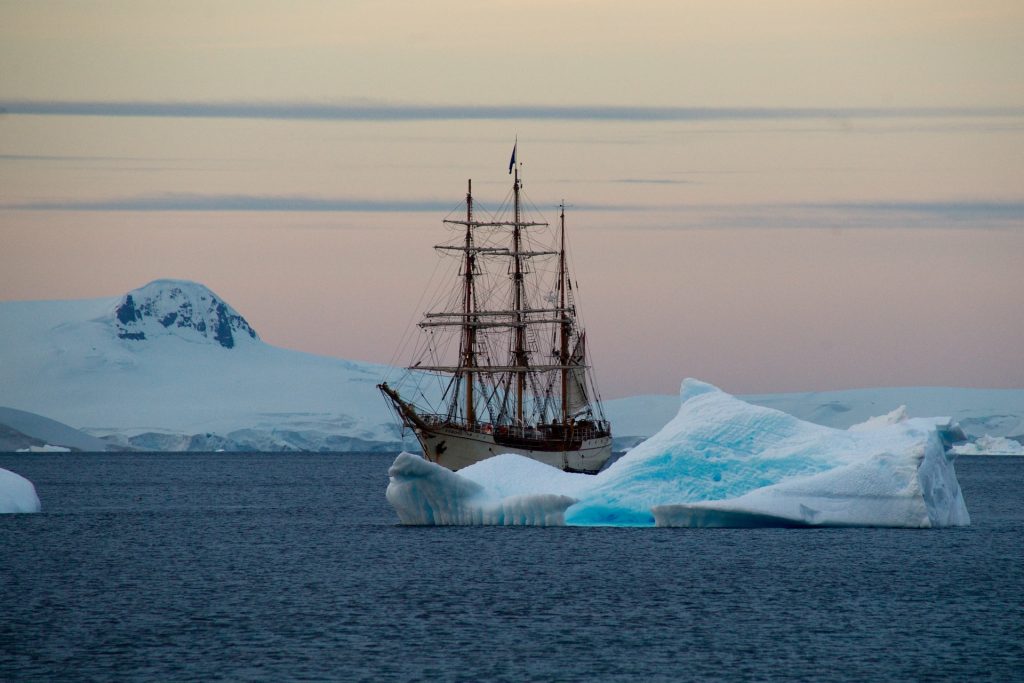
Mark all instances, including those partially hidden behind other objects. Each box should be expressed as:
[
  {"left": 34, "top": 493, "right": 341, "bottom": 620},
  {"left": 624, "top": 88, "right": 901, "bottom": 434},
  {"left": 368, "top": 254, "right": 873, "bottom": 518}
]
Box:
[{"left": 414, "top": 424, "right": 612, "bottom": 473}]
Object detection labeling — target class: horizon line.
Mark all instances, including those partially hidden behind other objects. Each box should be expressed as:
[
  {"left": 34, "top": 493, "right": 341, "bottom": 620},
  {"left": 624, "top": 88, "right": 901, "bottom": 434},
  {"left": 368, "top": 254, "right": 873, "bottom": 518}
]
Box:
[
  {"left": 3, "top": 193, "right": 1021, "bottom": 229},
  {"left": 2, "top": 100, "right": 1023, "bottom": 122}
]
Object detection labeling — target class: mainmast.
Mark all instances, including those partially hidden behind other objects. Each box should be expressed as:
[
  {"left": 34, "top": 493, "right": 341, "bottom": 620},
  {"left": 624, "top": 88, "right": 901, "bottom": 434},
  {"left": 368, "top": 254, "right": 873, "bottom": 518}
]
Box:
[
  {"left": 559, "top": 202, "right": 569, "bottom": 425},
  {"left": 512, "top": 163, "right": 526, "bottom": 425},
  {"left": 462, "top": 179, "right": 476, "bottom": 428}
]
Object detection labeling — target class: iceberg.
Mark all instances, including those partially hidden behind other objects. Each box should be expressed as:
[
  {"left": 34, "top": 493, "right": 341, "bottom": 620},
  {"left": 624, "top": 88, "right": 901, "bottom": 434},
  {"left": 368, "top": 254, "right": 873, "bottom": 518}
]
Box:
[
  {"left": 386, "top": 379, "right": 970, "bottom": 528},
  {"left": 0, "top": 467, "right": 41, "bottom": 514}
]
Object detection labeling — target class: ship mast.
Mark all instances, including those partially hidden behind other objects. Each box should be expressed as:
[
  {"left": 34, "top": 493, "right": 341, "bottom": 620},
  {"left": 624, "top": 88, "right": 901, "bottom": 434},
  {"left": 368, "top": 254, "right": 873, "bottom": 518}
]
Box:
[
  {"left": 512, "top": 163, "right": 526, "bottom": 425},
  {"left": 378, "top": 151, "right": 614, "bottom": 474},
  {"left": 559, "top": 201, "right": 569, "bottom": 425},
  {"left": 462, "top": 179, "right": 476, "bottom": 428}
]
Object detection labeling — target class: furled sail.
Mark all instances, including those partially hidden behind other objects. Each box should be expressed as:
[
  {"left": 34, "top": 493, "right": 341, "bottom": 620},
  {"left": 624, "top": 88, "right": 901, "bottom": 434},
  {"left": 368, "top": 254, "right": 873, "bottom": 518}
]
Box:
[{"left": 566, "top": 333, "right": 589, "bottom": 416}]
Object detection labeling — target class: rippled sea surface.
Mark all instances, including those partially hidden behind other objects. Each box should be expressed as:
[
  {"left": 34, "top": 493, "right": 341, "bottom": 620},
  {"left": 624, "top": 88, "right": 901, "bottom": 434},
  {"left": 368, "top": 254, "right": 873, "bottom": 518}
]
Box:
[{"left": 1, "top": 453, "right": 1022, "bottom": 682}]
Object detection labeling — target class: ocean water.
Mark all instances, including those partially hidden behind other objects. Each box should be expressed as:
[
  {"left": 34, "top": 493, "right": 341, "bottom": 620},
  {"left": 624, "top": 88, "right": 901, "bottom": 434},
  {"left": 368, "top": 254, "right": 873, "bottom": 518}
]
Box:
[{"left": 1, "top": 453, "right": 1021, "bottom": 682}]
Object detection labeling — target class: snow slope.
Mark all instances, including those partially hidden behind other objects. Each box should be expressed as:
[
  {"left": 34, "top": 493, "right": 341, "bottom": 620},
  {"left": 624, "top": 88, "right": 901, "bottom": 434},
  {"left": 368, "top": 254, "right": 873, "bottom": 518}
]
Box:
[
  {"left": 0, "top": 280, "right": 411, "bottom": 452},
  {"left": 386, "top": 380, "right": 970, "bottom": 528},
  {"left": 0, "top": 406, "right": 113, "bottom": 451}
]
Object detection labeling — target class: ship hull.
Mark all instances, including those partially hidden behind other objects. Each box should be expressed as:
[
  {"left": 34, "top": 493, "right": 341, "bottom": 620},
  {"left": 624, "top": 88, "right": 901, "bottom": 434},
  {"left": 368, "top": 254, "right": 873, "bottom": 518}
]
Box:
[{"left": 413, "top": 423, "right": 612, "bottom": 474}]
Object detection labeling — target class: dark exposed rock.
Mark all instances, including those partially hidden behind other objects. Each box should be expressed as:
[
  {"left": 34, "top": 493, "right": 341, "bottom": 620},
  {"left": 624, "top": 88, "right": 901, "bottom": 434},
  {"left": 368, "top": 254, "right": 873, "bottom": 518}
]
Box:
[
  {"left": 115, "top": 295, "right": 141, "bottom": 324},
  {"left": 213, "top": 302, "right": 234, "bottom": 349}
]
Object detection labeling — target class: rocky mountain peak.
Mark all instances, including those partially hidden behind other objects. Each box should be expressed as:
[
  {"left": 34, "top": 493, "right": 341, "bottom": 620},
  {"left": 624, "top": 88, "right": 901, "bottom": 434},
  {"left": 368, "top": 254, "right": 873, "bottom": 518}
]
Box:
[{"left": 113, "top": 279, "right": 259, "bottom": 348}]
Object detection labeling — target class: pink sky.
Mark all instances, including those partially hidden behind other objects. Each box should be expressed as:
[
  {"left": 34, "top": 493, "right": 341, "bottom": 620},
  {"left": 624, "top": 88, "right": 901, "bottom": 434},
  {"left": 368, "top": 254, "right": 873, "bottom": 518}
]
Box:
[
  {"left": 3, "top": 199, "right": 1022, "bottom": 396},
  {"left": 2, "top": 2, "right": 1022, "bottom": 396}
]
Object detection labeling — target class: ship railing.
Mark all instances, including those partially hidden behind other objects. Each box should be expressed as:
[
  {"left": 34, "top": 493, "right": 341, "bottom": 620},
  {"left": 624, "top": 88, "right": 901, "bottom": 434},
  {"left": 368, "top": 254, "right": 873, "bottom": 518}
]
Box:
[{"left": 418, "top": 414, "right": 611, "bottom": 442}]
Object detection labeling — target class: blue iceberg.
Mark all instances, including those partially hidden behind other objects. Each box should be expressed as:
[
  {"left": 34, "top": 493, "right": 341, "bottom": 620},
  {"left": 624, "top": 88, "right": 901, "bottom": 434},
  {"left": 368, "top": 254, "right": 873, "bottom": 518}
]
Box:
[{"left": 386, "top": 380, "right": 970, "bottom": 528}]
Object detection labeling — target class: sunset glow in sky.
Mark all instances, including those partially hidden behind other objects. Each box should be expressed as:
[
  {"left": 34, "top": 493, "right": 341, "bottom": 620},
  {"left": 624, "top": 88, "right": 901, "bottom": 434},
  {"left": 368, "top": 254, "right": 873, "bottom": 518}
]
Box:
[{"left": 2, "top": 1, "right": 1022, "bottom": 395}]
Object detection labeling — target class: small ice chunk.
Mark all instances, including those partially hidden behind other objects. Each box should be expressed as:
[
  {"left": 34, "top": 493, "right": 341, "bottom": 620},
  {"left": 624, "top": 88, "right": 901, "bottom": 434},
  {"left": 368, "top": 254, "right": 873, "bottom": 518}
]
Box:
[{"left": 0, "top": 467, "right": 41, "bottom": 513}]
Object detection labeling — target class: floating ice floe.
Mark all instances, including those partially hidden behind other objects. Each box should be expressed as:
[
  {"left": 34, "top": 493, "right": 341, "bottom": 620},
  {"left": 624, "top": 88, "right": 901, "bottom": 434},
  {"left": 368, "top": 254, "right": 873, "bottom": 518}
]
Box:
[
  {"left": 386, "top": 379, "right": 971, "bottom": 528},
  {"left": 0, "top": 467, "right": 41, "bottom": 513}
]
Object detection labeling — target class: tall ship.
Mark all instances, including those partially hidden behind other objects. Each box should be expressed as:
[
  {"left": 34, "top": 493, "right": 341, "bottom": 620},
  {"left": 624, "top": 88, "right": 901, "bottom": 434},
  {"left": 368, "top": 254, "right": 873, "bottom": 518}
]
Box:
[{"left": 379, "top": 150, "right": 612, "bottom": 474}]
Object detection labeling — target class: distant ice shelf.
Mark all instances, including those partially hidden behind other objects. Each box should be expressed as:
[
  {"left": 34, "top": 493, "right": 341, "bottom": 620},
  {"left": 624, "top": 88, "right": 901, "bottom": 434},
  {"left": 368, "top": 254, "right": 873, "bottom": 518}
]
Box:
[
  {"left": 951, "top": 435, "right": 1024, "bottom": 456},
  {"left": 386, "top": 379, "right": 971, "bottom": 528}
]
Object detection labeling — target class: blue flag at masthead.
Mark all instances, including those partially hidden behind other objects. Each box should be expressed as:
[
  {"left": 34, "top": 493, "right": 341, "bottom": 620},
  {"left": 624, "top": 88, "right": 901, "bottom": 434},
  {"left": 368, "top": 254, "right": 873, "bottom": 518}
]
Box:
[{"left": 508, "top": 141, "right": 517, "bottom": 174}]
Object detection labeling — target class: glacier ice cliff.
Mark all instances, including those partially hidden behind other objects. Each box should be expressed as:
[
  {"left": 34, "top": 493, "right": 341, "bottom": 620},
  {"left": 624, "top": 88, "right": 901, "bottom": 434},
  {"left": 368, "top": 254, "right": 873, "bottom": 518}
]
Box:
[{"left": 386, "top": 379, "right": 970, "bottom": 528}]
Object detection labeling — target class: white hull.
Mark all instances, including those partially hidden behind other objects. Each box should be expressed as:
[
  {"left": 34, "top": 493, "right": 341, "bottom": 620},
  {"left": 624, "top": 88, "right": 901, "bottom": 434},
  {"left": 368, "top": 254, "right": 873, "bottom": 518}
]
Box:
[{"left": 414, "top": 424, "right": 612, "bottom": 474}]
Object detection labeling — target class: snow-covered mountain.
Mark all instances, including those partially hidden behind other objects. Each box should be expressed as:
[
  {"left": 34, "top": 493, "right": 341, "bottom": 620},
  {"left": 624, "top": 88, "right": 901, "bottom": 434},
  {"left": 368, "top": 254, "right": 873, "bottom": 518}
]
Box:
[
  {"left": 0, "top": 279, "right": 414, "bottom": 452},
  {"left": 1, "top": 279, "right": 1021, "bottom": 453},
  {"left": 112, "top": 279, "right": 258, "bottom": 348}
]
